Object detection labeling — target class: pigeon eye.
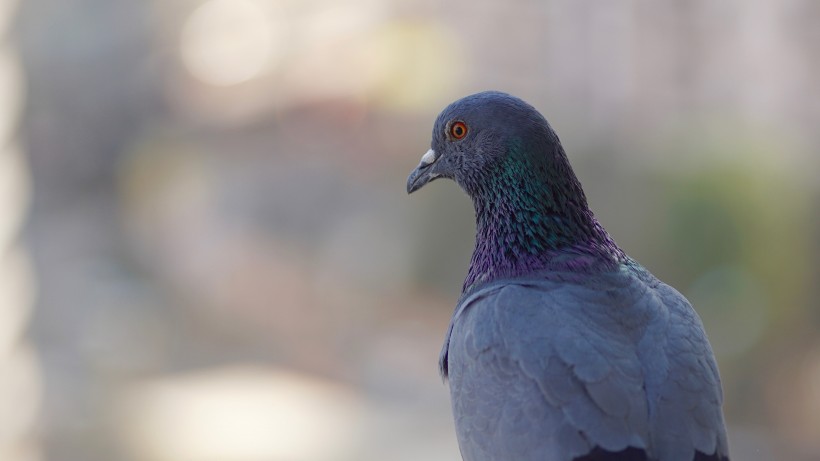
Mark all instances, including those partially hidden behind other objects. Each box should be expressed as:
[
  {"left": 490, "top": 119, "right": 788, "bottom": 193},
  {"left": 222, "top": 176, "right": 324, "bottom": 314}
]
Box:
[{"left": 449, "top": 121, "right": 468, "bottom": 140}]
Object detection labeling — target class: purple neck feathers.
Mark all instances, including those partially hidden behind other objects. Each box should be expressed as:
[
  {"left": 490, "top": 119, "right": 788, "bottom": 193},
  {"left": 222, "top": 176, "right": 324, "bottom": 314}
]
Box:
[{"left": 462, "top": 159, "right": 625, "bottom": 293}]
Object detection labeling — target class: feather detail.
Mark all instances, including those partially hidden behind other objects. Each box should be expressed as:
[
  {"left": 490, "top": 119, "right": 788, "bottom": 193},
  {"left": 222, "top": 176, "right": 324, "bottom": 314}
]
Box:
[{"left": 444, "top": 269, "right": 729, "bottom": 461}]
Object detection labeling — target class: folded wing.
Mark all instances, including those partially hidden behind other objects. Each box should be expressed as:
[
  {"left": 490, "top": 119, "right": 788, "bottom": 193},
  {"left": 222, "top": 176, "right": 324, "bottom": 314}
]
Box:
[{"left": 444, "top": 270, "right": 729, "bottom": 461}]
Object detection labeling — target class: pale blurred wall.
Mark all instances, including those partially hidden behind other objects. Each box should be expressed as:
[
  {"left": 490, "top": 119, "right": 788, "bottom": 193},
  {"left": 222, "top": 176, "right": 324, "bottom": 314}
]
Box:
[
  {"left": 6, "top": 0, "right": 820, "bottom": 460},
  {"left": 1, "top": 0, "right": 39, "bottom": 460}
]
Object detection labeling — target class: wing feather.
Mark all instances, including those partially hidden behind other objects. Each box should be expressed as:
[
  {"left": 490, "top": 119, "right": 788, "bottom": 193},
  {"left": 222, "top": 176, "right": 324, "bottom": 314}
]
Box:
[{"left": 444, "top": 268, "right": 729, "bottom": 461}]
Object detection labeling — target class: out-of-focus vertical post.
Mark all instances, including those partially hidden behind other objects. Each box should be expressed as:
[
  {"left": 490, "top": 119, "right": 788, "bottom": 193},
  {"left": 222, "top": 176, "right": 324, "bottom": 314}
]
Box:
[{"left": 0, "top": 0, "right": 41, "bottom": 460}]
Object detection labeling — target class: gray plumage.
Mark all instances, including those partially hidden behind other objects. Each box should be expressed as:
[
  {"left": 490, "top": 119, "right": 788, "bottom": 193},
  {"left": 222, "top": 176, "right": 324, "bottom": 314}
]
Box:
[
  {"left": 441, "top": 268, "right": 728, "bottom": 461},
  {"left": 407, "top": 91, "right": 729, "bottom": 461}
]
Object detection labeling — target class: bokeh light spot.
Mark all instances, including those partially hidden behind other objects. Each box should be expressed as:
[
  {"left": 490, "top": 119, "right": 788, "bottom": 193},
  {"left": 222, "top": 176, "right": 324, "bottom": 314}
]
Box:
[
  {"left": 180, "top": 0, "right": 281, "bottom": 87},
  {"left": 119, "top": 366, "right": 364, "bottom": 461},
  {"left": 365, "top": 21, "right": 463, "bottom": 111}
]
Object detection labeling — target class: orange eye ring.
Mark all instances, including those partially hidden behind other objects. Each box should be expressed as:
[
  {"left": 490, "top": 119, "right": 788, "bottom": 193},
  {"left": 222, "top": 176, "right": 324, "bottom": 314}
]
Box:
[{"left": 449, "top": 121, "right": 468, "bottom": 140}]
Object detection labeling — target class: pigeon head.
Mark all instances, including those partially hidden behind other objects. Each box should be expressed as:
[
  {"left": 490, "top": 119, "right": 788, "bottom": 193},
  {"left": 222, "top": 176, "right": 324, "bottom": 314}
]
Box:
[
  {"left": 407, "top": 91, "right": 624, "bottom": 290},
  {"left": 406, "top": 91, "right": 566, "bottom": 198}
]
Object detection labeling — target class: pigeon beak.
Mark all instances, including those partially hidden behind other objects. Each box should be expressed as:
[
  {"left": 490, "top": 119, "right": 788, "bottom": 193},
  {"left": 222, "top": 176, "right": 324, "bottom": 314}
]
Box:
[{"left": 407, "top": 149, "right": 442, "bottom": 194}]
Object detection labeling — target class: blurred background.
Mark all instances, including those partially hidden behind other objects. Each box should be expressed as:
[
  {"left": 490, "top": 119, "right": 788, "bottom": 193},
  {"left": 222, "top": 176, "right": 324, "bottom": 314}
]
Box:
[{"left": 1, "top": 0, "right": 818, "bottom": 460}]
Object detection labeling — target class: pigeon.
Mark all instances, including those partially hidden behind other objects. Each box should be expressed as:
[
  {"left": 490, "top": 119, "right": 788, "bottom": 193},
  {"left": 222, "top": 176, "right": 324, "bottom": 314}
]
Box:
[{"left": 406, "top": 91, "right": 729, "bottom": 461}]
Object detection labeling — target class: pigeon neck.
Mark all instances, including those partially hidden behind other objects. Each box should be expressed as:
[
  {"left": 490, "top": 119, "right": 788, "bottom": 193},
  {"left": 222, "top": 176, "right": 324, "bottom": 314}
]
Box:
[{"left": 463, "top": 149, "right": 624, "bottom": 292}]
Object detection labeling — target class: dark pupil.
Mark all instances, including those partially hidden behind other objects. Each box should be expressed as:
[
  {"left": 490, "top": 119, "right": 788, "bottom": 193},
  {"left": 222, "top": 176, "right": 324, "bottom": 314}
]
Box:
[{"left": 454, "top": 125, "right": 463, "bottom": 136}]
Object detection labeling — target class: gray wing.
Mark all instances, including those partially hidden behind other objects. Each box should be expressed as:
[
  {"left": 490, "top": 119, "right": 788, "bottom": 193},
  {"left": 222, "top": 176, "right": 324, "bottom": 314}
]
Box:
[
  {"left": 443, "top": 271, "right": 729, "bottom": 461},
  {"left": 639, "top": 282, "right": 729, "bottom": 461}
]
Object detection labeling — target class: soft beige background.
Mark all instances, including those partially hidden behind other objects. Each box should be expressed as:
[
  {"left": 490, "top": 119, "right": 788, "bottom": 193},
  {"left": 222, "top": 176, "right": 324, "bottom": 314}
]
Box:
[{"left": 1, "top": 0, "right": 819, "bottom": 460}]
